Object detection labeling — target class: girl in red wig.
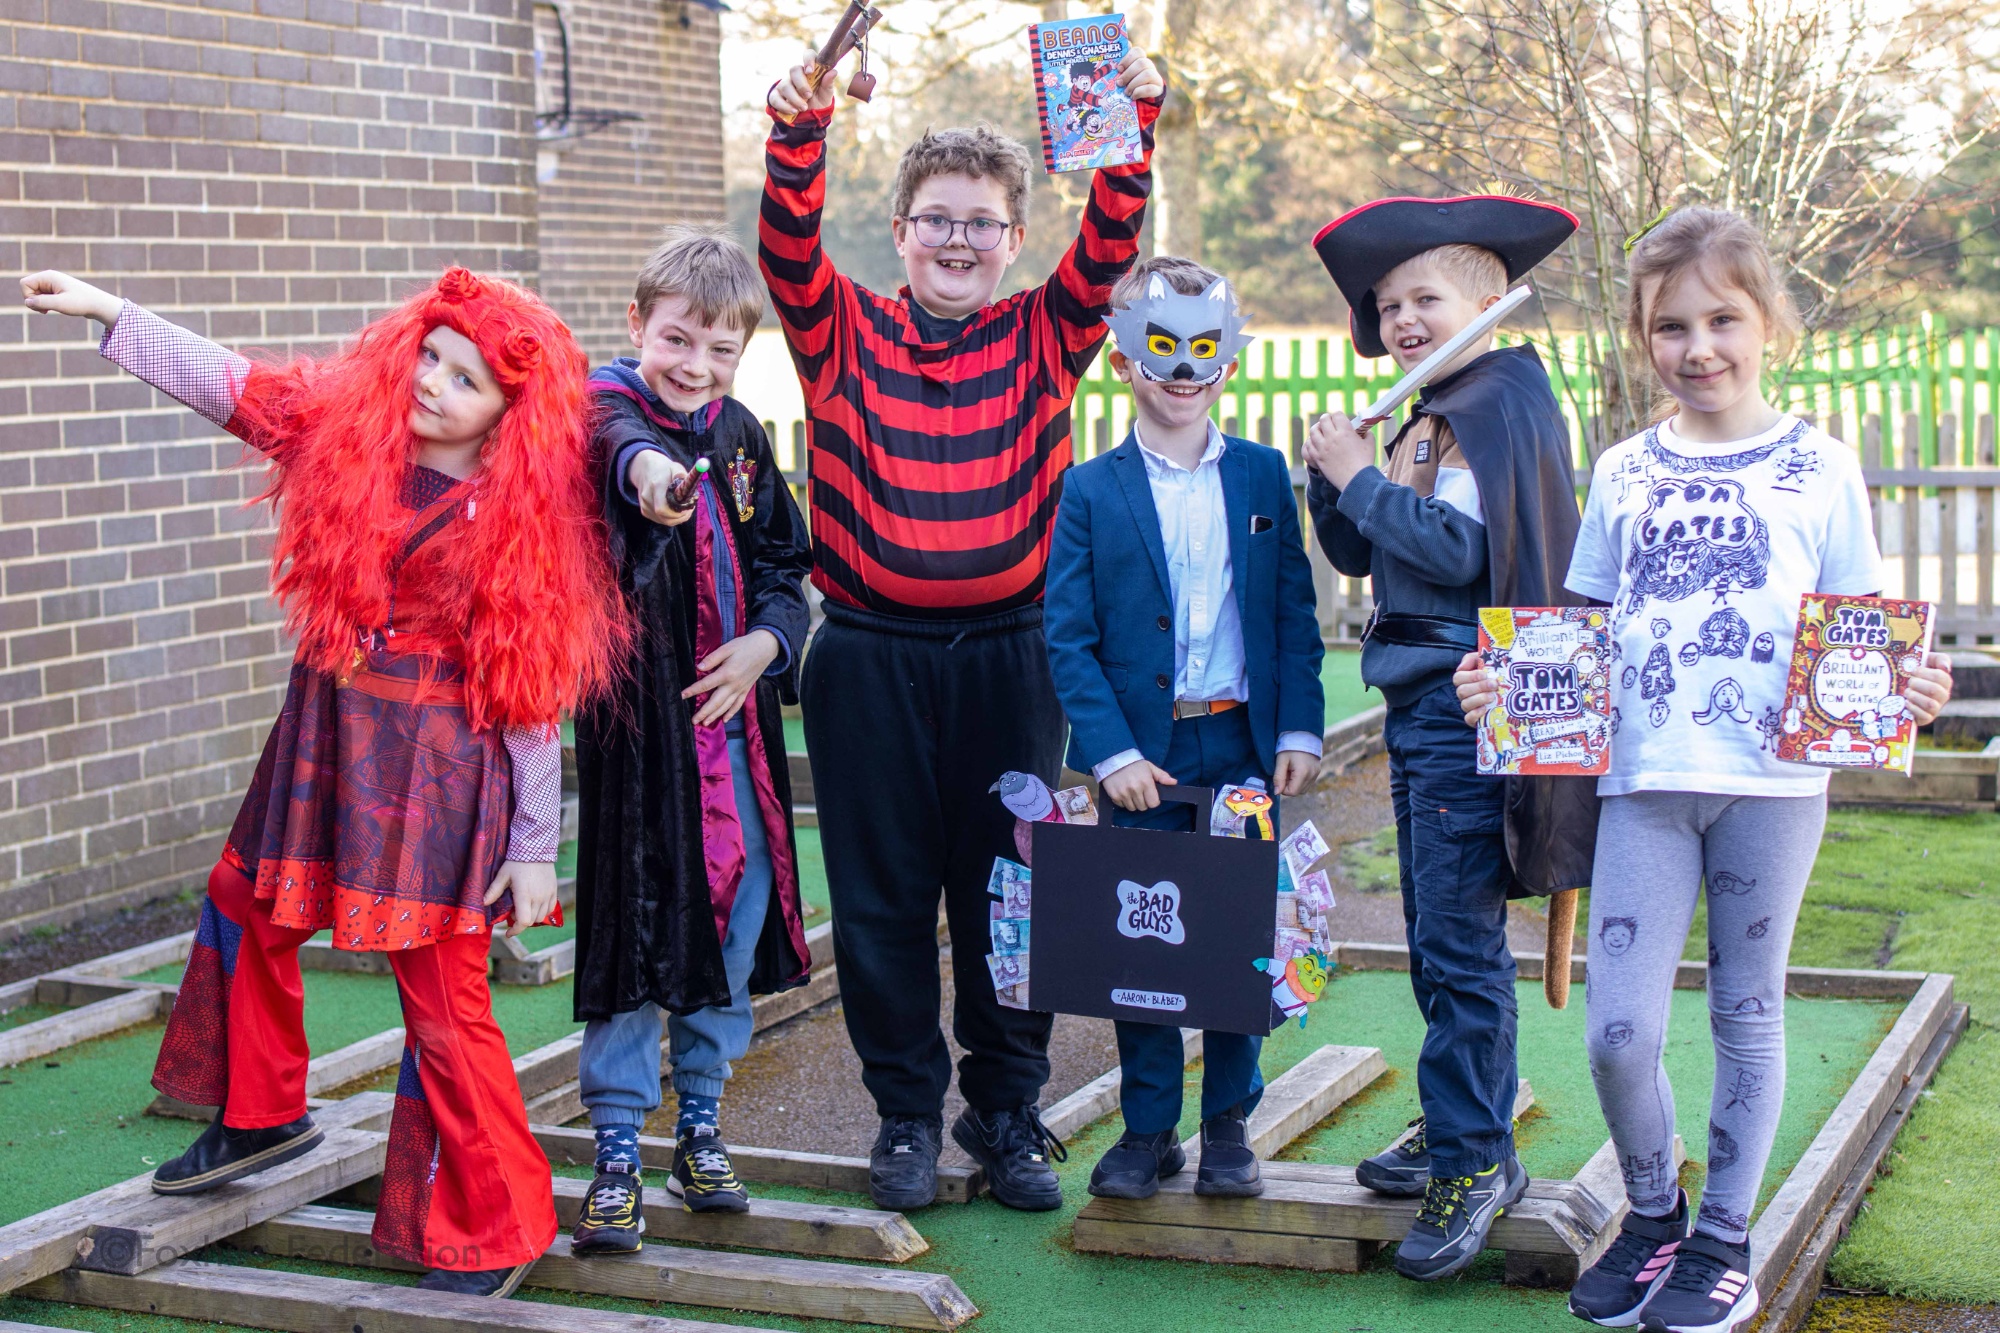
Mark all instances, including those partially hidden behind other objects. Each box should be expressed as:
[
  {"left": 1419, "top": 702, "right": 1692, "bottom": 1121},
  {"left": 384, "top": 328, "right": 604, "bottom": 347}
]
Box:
[{"left": 21, "top": 267, "right": 628, "bottom": 1298}]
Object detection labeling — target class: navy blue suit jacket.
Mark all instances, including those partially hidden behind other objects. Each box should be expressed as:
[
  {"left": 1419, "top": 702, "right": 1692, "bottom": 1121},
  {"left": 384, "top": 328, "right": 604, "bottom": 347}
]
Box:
[{"left": 1045, "top": 431, "right": 1325, "bottom": 777}]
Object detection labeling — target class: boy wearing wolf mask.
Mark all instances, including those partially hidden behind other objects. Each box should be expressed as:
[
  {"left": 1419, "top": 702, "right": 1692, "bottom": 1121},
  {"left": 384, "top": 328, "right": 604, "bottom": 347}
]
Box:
[{"left": 1045, "top": 257, "right": 1325, "bottom": 1202}]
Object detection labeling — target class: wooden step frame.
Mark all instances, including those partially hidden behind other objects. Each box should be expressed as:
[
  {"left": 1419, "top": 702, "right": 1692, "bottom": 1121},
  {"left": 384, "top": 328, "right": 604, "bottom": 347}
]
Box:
[{"left": 230, "top": 1203, "right": 976, "bottom": 1330}]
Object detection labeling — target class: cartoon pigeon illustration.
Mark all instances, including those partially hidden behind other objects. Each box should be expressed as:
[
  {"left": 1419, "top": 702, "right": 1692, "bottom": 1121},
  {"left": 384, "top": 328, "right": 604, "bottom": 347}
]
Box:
[{"left": 991, "top": 771, "right": 1059, "bottom": 864}]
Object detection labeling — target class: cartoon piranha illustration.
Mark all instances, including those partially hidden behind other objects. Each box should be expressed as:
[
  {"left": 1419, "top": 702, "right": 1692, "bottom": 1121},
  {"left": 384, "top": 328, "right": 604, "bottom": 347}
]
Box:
[{"left": 1255, "top": 950, "right": 1332, "bottom": 1027}]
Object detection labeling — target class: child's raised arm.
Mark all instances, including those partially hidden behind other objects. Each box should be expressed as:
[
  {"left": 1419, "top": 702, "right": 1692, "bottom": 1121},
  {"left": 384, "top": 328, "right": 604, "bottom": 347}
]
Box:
[
  {"left": 759, "top": 67, "right": 848, "bottom": 401},
  {"left": 1031, "top": 50, "right": 1163, "bottom": 392},
  {"left": 23, "top": 269, "right": 262, "bottom": 450}
]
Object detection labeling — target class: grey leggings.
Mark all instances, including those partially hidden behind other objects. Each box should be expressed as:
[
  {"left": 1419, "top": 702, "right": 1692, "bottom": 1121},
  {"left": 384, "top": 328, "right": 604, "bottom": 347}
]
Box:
[{"left": 1585, "top": 789, "right": 1826, "bottom": 1244}]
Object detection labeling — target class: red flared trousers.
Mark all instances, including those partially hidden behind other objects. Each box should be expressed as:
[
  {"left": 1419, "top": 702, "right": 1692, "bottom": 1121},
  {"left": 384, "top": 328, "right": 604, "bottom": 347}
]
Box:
[{"left": 152, "top": 861, "right": 556, "bottom": 1271}]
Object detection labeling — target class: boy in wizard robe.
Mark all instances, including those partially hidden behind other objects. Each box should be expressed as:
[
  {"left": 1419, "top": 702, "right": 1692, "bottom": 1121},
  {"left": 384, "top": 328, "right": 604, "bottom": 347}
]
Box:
[
  {"left": 1302, "top": 197, "right": 1600, "bottom": 1280},
  {"left": 568, "top": 229, "right": 814, "bottom": 1248}
]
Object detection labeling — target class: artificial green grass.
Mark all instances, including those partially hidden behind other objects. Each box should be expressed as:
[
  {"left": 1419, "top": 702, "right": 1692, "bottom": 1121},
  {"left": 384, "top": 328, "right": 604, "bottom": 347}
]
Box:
[
  {"left": 0, "top": 969, "right": 1895, "bottom": 1333},
  {"left": 1320, "top": 645, "right": 1376, "bottom": 726}
]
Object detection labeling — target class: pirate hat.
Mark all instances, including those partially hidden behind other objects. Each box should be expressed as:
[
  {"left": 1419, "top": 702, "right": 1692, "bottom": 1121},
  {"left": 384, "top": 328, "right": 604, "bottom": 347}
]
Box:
[{"left": 1312, "top": 196, "right": 1579, "bottom": 358}]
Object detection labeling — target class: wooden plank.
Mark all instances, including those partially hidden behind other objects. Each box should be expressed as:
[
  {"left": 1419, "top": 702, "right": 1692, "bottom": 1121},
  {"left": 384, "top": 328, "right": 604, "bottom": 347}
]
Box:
[
  {"left": 1748, "top": 972, "right": 1955, "bottom": 1298},
  {"left": 492, "top": 937, "right": 577, "bottom": 987},
  {"left": 1076, "top": 1165, "right": 1593, "bottom": 1256},
  {"left": 530, "top": 1125, "right": 985, "bottom": 1206},
  {"left": 746, "top": 960, "right": 839, "bottom": 1032},
  {"left": 1070, "top": 1215, "right": 1371, "bottom": 1272},
  {"left": 1758, "top": 1002, "right": 1969, "bottom": 1333},
  {"left": 1182, "top": 1045, "right": 1385, "bottom": 1164},
  {"left": 549, "top": 1174, "right": 926, "bottom": 1263},
  {"left": 1040, "top": 1029, "right": 1202, "bottom": 1143},
  {"left": 0, "top": 977, "right": 38, "bottom": 1015},
  {"left": 298, "top": 938, "right": 395, "bottom": 975},
  {"left": 1330, "top": 941, "right": 1929, "bottom": 1000},
  {"left": 234, "top": 1204, "right": 975, "bottom": 1331},
  {"left": 305, "top": 1027, "right": 406, "bottom": 1097},
  {"left": 33, "top": 972, "right": 177, "bottom": 1008},
  {"left": 24, "top": 1260, "right": 784, "bottom": 1333},
  {"left": 64, "top": 930, "right": 195, "bottom": 978},
  {"left": 0, "top": 1092, "right": 392, "bottom": 1294},
  {"left": 0, "top": 988, "right": 167, "bottom": 1069}
]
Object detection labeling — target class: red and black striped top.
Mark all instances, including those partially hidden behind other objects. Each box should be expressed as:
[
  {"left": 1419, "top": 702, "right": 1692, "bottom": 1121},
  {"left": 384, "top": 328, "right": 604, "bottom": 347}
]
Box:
[{"left": 759, "top": 101, "right": 1158, "bottom": 617}]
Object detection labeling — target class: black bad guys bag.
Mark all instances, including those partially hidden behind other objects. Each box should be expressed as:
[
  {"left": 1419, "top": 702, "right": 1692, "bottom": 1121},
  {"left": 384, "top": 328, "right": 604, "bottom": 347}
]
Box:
[{"left": 1029, "top": 787, "right": 1277, "bottom": 1036}]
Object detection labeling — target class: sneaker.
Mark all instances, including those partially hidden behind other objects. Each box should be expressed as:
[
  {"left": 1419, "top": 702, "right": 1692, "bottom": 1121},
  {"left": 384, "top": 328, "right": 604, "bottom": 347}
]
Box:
[
  {"left": 416, "top": 1261, "right": 534, "bottom": 1297},
  {"left": 1394, "top": 1156, "right": 1529, "bottom": 1281},
  {"left": 1193, "top": 1108, "right": 1263, "bottom": 1198},
  {"left": 1568, "top": 1190, "right": 1689, "bottom": 1326},
  {"left": 1087, "top": 1128, "right": 1185, "bottom": 1200},
  {"left": 869, "top": 1114, "right": 942, "bottom": 1210},
  {"left": 950, "top": 1104, "right": 1067, "bottom": 1211},
  {"left": 670, "top": 1128, "right": 750, "bottom": 1214},
  {"left": 151, "top": 1109, "right": 324, "bottom": 1195},
  {"left": 1354, "top": 1117, "right": 1429, "bottom": 1197},
  {"left": 571, "top": 1168, "right": 646, "bottom": 1254},
  {"left": 1638, "top": 1232, "right": 1757, "bottom": 1333}
]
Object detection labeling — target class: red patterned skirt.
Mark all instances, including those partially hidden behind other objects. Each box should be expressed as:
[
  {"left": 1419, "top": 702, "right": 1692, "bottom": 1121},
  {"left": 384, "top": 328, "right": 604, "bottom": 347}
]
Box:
[{"left": 223, "top": 638, "right": 511, "bottom": 952}]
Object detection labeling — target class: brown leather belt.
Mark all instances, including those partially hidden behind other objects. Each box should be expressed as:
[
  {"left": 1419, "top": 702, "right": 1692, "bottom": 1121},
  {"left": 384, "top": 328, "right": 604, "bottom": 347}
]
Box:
[{"left": 1173, "top": 697, "right": 1242, "bottom": 721}]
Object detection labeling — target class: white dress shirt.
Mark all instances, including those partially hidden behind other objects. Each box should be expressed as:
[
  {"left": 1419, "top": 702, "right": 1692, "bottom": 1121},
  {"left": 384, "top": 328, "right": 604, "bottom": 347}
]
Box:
[{"left": 1094, "top": 424, "right": 1324, "bottom": 781}]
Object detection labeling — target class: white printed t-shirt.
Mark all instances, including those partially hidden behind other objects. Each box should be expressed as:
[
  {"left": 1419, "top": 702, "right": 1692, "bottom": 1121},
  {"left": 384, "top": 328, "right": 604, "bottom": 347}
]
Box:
[{"left": 1565, "top": 414, "right": 1884, "bottom": 797}]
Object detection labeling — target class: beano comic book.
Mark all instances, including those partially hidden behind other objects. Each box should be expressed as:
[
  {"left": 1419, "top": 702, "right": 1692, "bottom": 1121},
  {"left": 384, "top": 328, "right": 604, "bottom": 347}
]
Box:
[
  {"left": 1027, "top": 14, "right": 1142, "bottom": 174},
  {"left": 1475, "top": 607, "right": 1613, "bottom": 776}
]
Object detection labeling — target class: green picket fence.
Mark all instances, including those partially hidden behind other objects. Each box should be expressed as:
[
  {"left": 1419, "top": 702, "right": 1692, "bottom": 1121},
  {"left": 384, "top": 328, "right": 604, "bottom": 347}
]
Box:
[{"left": 1072, "top": 314, "right": 2000, "bottom": 470}]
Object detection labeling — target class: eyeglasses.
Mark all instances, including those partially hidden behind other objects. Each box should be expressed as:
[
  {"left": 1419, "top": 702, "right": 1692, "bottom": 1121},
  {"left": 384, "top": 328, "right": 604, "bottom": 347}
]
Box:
[{"left": 901, "top": 213, "right": 1010, "bottom": 252}]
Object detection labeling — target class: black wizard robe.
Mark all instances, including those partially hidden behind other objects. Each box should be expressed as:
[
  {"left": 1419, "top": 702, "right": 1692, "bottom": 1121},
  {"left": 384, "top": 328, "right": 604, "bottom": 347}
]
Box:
[
  {"left": 572, "top": 373, "right": 814, "bottom": 1019},
  {"left": 1416, "top": 345, "right": 1601, "bottom": 897}
]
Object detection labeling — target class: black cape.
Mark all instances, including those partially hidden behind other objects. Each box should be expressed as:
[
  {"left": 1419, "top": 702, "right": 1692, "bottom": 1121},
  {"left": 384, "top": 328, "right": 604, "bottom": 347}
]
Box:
[
  {"left": 1408, "top": 344, "right": 1601, "bottom": 897},
  {"left": 572, "top": 385, "right": 815, "bottom": 1020}
]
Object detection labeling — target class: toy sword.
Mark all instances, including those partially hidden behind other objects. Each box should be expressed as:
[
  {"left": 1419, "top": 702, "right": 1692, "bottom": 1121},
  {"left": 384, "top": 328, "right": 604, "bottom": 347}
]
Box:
[
  {"left": 1352, "top": 284, "right": 1536, "bottom": 429},
  {"left": 774, "top": 1, "right": 884, "bottom": 125}
]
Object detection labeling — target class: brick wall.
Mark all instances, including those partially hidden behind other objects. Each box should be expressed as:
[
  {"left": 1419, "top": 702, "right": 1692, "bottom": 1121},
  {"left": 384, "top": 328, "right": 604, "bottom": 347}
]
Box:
[
  {"left": 533, "top": 0, "right": 726, "bottom": 367},
  {"left": 0, "top": 0, "right": 724, "bottom": 940}
]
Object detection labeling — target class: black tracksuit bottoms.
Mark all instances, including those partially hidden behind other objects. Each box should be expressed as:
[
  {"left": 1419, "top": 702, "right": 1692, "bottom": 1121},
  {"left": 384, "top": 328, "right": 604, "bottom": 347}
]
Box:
[{"left": 802, "top": 600, "right": 1067, "bottom": 1120}]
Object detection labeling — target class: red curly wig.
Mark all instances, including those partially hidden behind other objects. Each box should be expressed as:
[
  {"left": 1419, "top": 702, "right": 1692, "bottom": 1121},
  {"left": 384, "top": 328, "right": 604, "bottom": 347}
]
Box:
[{"left": 231, "top": 267, "right": 629, "bottom": 732}]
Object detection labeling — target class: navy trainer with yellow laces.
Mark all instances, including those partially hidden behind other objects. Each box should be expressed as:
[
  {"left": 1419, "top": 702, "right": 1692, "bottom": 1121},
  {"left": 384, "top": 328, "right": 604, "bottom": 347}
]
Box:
[{"left": 1394, "top": 1155, "right": 1528, "bottom": 1281}]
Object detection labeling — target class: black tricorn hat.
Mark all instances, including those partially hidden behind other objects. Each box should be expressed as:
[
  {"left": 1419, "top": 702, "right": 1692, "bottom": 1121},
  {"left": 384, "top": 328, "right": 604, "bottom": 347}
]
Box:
[{"left": 1312, "top": 195, "right": 1579, "bottom": 359}]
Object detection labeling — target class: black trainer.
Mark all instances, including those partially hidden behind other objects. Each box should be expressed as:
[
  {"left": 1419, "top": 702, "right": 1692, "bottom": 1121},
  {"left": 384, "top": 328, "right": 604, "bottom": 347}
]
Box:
[
  {"left": 1638, "top": 1231, "right": 1757, "bottom": 1333},
  {"left": 1087, "top": 1128, "right": 1184, "bottom": 1199},
  {"left": 950, "top": 1104, "right": 1066, "bottom": 1211},
  {"left": 571, "top": 1167, "right": 645, "bottom": 1254},
  {"left": 151, "top": 1109, "right": 324, "bottom": 1195},
  {"left": 869, "top": 1114, "right": 942, "bottom": 1210},
  {"left": 416, "top": 1261, "right": 534, "bottom": 1298},
  {"left": 669, "top": 1128, "right": 750, "bottom": 1214},
  {"left": 1569, "top": 1189, "right": 1689, "bottom": 1326},
  {"left": 1194, "top": 1108, "right": 1263, "bottom": 1198},
  {"left": 1354, "top": 1117, "right": 1429, "bottom": 1197},
  {"left": 1393, "top": 1156, "right": 1528, "bottom": 1281}
]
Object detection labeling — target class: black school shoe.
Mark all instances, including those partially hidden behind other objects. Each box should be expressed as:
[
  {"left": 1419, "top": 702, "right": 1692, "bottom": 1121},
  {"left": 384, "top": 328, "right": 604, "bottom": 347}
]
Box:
[
  {"left": 151, "top": 1109, "right": 324, "bottom": 1195},
  {"left": 571, "top": 1167, "right": 646, "bottom": 1254},
  {"left": 951, "top": 1104, "right": 1067, "bottom": 1211},
  {"left": 1194, "top": 1108, "right": 1263, "bottom": 1198},
  {"left": 1638, "top": 1232, "right": 1758, "bottom": 1333},
  {"left": 416, "top": 1260, "right": 535, "bottom": 1298},
  {"left": 1355, "top": 1117, "right": 1430, "bottom": 1197},
  {"left": 1569, "top": 1189, "right": 1689, "bottom": 1326},
  {"left": 1394, "top": 1156, "right": 1529, "bottom": 1281},
  {"left": 869, "top": 1114, "right": 942, "bottom": 1210},
  {"left": 668, "top": 1128, "right": 750, "bottom": 1213},
  {"left": 1087, "top": 1127, "right": 1185, "bottom": 1199}
]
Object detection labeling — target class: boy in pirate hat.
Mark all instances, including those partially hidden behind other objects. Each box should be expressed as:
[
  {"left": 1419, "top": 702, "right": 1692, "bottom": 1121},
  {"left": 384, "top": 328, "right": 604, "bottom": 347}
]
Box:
[{"left": 1303, "top": 196, "right": 1598, "bottom": 1280}]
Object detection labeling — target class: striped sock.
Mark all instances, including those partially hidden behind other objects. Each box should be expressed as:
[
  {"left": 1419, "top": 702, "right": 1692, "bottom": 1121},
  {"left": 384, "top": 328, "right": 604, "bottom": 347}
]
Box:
[
  {"left": 594, "top": 1123, "right": 641, "bottom": 1173},
  {"left": 676, "top": 1092, "right": 720, "bottom": 1137}
]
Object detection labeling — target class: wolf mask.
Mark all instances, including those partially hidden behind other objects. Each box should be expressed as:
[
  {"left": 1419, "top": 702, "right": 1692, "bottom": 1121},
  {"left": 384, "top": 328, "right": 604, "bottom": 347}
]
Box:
[{"left": 1103, "top": 273, "right": 1252, "bottom": 388}]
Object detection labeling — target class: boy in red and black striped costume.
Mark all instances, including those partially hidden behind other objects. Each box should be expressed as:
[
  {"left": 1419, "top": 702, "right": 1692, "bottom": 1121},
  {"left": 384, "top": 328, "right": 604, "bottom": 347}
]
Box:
[{"left": 761, "top": 52, "right": 1162, "bottom": 1212}]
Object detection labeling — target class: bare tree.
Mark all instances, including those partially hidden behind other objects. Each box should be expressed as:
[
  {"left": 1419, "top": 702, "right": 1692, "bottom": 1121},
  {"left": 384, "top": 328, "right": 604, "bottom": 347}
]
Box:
[{"left": 1348, "top": 0, "right": 2000, "bottom": 443}]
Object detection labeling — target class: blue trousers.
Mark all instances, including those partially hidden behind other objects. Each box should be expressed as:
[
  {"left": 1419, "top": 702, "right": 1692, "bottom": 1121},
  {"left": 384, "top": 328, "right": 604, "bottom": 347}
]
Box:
[
  {"left": 1108, "top": 708, "right": 1268, "bottom": 1136},
  {"left": 579, "top": 736, "right": 775, "bottom": 1126},
  {"left": 1385, "top": 683, "right": 1517, "bottom": 1177}
]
